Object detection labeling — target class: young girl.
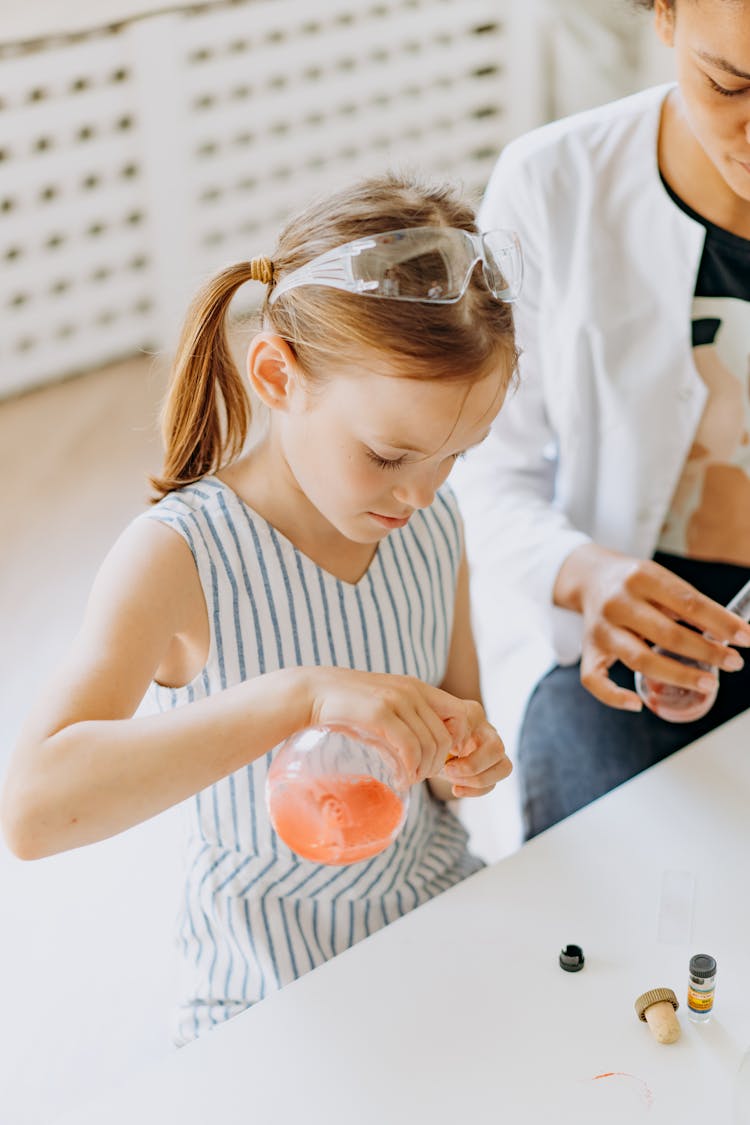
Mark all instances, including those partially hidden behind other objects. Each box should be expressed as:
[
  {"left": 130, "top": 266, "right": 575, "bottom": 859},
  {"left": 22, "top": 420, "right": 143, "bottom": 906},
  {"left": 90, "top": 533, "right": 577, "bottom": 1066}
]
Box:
[{"left": 1, "top": 174, "right": 519, "bottom": 1044}]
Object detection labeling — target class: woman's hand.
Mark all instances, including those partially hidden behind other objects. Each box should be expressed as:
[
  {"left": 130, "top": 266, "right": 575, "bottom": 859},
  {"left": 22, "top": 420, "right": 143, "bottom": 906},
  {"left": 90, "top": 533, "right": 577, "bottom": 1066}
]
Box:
[
  {"left": 305, "top": 667, "right": 509, "bottom": 789},
  {"left": 554, "top": 544, "right": 750, "bottom": 710}
]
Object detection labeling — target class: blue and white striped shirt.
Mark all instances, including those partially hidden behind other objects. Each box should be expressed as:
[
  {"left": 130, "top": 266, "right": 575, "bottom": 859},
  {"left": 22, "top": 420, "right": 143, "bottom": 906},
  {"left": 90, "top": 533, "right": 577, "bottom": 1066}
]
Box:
[{"left": 145, "top": 476, "right": 482, "bottom": 1044}]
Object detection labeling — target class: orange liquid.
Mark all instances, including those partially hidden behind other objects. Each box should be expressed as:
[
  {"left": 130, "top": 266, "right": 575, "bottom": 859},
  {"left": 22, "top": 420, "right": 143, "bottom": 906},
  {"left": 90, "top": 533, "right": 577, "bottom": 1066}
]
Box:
[{"left": 268, "top": 774, "right": 405, "bottom": 865}]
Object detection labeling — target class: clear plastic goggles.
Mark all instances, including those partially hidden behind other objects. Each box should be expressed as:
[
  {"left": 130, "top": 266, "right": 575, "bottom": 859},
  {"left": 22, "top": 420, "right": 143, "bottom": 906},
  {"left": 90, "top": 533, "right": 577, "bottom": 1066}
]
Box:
[{"left": 268, "top": 226, "right": 523, "bottom": 306}]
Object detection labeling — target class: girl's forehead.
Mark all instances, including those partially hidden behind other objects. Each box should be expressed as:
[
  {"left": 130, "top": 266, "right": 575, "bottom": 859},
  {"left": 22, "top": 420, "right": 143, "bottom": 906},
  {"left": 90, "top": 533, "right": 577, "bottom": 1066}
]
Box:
[{"left": 328, "top": 364, "right": 505, "bottom": 445}]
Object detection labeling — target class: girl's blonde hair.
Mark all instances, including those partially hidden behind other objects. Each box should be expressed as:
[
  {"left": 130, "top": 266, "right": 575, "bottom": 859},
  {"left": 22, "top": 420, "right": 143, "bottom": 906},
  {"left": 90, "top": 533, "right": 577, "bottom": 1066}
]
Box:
[{"left": 150, "top": 172, "right": 518, "bottom": 500}]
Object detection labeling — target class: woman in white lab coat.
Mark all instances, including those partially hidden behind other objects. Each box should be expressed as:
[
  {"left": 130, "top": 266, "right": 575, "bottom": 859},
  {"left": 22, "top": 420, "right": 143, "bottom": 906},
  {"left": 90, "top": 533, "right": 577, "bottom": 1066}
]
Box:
[{"left": 453, "top": 0, "right": 750, "bottom": 837}]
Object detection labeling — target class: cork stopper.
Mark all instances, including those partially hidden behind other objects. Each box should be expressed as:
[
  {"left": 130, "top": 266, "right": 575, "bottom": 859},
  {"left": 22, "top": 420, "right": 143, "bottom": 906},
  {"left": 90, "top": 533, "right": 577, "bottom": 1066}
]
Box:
[
  {"left": 635, "top": 988, "right": 679, "bottom": 1020},
  {"left": 635, "top": 988, "right": 681, "bottom": 1043}
]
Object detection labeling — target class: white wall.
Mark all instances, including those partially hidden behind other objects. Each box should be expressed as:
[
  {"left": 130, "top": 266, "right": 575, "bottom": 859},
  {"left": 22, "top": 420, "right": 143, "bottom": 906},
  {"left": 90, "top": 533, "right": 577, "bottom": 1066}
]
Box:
[{"left": 0, "top": 0, "right": 675, "bottom": 399}]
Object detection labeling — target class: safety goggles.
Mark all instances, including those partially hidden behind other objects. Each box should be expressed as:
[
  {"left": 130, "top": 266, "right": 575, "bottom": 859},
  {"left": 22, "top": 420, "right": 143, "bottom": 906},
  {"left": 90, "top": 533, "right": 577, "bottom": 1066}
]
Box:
[{"left": 268, "top": 226, "right": 523, "bottom": 306}]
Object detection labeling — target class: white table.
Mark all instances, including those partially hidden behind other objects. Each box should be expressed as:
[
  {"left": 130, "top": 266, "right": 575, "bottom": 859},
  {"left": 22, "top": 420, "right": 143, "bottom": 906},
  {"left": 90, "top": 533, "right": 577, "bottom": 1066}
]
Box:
[{"left": 56, "top": 712, "right": 750, "bottom": 1124}]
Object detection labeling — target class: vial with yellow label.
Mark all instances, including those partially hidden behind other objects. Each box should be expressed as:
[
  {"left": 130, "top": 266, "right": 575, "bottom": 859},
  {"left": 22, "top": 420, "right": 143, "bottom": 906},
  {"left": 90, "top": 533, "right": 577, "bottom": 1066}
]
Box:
[{"left": 687, "top": 953, "right": 717, "bottom": 1022}]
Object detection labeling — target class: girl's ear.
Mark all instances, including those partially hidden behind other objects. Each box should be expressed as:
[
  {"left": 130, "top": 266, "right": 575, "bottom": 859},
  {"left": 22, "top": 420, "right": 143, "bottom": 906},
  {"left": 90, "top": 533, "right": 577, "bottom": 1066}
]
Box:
[
  {"left": 247, "top": 332, "right": 301, "bottom": 411},
  {"left": 653, "top": 0, "right": 675, "bottom": 48}
]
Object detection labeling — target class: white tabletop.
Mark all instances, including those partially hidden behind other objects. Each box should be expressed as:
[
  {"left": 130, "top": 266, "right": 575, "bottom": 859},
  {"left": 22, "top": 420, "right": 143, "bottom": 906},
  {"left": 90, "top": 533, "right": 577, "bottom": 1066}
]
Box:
[{"left": 56, "top": 711, "right": 750, "bottom": 1124}]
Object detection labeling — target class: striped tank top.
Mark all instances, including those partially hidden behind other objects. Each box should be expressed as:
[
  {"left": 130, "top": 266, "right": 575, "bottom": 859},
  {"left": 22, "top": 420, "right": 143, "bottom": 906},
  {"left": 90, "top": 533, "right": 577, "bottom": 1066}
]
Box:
[{"left": 144, "top": 475, "right": 482, "bottom": 1045}]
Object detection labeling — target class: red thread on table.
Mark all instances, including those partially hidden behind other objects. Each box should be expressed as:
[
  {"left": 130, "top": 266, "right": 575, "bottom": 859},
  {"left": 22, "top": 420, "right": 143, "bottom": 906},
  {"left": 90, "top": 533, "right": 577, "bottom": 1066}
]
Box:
[{"left": 591, "top": 1072, "right": 654, "bottom": 1109}]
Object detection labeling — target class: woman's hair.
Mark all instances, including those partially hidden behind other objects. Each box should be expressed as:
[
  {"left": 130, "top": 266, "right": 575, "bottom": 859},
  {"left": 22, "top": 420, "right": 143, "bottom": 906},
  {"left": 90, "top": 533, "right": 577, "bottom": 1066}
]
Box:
[{"left": 150, "top": 172, "right": 518, "bottom": 500}]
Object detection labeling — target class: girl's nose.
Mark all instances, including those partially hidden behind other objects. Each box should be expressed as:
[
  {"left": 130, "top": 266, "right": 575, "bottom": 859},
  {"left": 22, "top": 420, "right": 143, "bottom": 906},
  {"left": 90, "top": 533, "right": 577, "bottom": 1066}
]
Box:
[{"left": 393, "top": 476, "right": 436, "bottom": 511}]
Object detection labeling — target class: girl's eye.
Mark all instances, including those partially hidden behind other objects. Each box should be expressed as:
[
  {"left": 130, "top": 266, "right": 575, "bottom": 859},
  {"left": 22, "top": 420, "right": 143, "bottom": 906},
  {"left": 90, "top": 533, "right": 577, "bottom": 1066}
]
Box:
[
  {"left": 365, "top": 448, "right": 466, "bottom": 471},
  {"left": 366, "top": 449, "right": 406, "bottom": 471},
  {"left": 707, "top": 75, "right": 748, "bottom": 97}
]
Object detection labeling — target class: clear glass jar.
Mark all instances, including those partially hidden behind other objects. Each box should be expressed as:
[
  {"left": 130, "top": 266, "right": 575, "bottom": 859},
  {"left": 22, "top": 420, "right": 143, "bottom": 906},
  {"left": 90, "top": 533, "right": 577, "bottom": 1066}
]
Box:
[
  {"left": 266, "top": 725, "right": 410, "bottom": 866},
  {"left": 635, "top": 653, "right": 718, "bottom": 723}
]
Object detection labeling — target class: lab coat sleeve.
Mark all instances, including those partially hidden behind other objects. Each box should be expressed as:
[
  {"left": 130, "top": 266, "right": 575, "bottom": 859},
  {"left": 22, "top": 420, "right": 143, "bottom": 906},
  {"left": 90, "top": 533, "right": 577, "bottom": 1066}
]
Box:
[{"left": 452, "top": 142, "right": 590, "bottom": 627}]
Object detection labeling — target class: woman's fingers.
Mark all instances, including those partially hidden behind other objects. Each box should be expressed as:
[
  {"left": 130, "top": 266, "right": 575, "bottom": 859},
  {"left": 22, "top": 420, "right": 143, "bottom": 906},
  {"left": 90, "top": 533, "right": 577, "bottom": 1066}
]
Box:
[
  {"left": 580, "top": 624, "right": 719, "bottom": 709},
  {"left": 604, "top": 590, "right": 745, "bottom": 672},
  {"left": 627, "top": 563, "right": 750, "bottom": 647},
  {"left": 579, "top": 639, "right": 643, "bottom": 710},
  {"left": 577, "top": 556, "right": 750, "bottom": 710}
]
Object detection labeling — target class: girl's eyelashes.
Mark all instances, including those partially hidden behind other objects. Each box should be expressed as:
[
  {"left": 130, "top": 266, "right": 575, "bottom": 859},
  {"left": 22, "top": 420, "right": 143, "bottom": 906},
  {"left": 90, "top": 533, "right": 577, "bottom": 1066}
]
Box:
[
  {"left": 706, "top": 74, "right": 749, "bottom": 97},
  {"left": 366, "top": 449, "right": 407, "bottom": 471},
  {"left": 366, "top": 447, "right": 466, "bottom": 471}
]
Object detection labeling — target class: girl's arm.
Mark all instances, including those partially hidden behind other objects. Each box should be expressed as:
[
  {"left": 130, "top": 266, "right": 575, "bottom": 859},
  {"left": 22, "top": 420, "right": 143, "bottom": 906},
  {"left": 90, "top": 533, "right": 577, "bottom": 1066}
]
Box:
[
  {"left": 431, "top": 549, "right": 511, "bottom": 801},
  {"left": 1, "top": 520, "right": 482, "bottom": 860},
  {"left": 0, "top": 518, "right": 315, "bottom": 859}
]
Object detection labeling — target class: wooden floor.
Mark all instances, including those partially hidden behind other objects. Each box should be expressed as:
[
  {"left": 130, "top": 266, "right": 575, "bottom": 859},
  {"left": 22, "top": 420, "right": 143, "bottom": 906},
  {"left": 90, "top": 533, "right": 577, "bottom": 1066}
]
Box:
[{"left": 0, "top": 355, "right": 167, "bottom": 757}]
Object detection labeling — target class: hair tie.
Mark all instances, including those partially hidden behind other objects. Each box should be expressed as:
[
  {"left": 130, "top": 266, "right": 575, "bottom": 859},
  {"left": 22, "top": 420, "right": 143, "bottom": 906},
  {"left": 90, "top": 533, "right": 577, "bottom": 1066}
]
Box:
[{"left": 248, "top": 256, "right": 274, "bottom": 285}]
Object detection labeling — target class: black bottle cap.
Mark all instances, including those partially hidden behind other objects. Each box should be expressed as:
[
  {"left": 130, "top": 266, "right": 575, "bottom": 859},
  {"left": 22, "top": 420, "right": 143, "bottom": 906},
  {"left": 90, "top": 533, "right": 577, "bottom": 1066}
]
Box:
[
  {"left": 689, "top": 954, "right": 717, "bottom": 978},
  {"left": 559, "top": 944, "right": 585, "bottom": 972}
]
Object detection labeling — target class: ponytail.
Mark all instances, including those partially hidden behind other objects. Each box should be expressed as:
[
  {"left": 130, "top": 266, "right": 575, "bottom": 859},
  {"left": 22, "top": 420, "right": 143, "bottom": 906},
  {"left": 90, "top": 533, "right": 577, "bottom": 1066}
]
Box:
[{"left": 150, "top": 257, "right": 273, "bottom": 501}]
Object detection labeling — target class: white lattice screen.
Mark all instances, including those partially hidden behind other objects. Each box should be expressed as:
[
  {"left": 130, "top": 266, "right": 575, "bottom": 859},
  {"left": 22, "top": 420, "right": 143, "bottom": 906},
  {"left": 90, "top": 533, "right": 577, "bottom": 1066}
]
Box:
[{"left": 0, "top": 0, "right": 536, "bottom": 399}]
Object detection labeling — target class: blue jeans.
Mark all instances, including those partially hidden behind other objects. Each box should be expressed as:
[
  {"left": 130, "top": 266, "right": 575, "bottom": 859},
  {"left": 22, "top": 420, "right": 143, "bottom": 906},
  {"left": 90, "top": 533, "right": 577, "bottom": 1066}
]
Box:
[{"left": 518, "top": 553, "right": 750, "bottom": 839}]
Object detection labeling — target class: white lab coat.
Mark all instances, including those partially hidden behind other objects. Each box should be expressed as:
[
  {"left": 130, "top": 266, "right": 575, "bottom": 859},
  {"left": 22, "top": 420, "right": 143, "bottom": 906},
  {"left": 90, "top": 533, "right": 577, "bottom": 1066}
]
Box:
[{"left": 453, "top": 84, "right": 708, "bottom": 702}]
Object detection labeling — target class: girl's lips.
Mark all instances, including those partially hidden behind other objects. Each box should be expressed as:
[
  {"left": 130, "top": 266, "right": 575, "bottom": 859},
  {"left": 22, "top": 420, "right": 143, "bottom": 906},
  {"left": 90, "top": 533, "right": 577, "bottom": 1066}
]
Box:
[{"left": 369, "top": 512, "right": 411, "bottom": 529}]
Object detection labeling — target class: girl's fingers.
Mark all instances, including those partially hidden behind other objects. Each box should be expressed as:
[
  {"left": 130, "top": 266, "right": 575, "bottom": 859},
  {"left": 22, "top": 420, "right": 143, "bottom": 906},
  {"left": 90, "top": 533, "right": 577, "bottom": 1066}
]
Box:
[
  {"left": 443, "top": 723, "right": 511, "bottom": 787},
  {"left": 397, "top": 707, "right": 444, "bottom": 782},
  {"left": 448, "top": 756, "right": 513, "bottom": 789},
  {"left": 376, "top": 714, "right": 425, "bottom": 787},
  {"left": 420, "top": 684, "right": 472, "bottom": 748},
  {"left": 449, "top": 755, "right": 513, "bottom": 797},
  {"left": 415, "top": 702, "right": 457, "bottom": 777}
]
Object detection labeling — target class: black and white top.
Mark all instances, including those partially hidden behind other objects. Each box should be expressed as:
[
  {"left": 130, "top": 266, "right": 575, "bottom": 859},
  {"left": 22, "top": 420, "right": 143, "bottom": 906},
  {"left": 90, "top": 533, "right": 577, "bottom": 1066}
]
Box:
[{"left": 657, "top": 177, "right": 750, "bottom": 575}]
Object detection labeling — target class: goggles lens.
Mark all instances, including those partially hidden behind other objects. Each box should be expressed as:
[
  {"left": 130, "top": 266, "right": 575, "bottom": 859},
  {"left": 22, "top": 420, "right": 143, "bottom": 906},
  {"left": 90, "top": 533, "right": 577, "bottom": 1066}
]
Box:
[
  {"left": 269, "top": 226, "right": 522, "bottom": 306},
  {"left": 481, "top": 228, "right": 524, "bottom": 303}
]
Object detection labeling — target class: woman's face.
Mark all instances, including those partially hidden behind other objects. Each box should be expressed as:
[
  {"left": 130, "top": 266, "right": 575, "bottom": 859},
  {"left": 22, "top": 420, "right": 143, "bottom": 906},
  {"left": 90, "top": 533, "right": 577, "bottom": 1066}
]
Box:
[{"left": 657, "top": 0, "right": 750, "bottom": 200}]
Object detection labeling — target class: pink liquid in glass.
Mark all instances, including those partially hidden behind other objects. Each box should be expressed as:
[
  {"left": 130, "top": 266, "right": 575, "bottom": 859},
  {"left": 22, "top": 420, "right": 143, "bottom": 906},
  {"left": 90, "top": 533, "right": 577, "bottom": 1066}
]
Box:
[
  {"left": 268, "top": 774, "right": 406, "bottom": 865},
  {"left": 636, "top": 650, "right": 718, "bottom": 722},
  {"left": 635, "top": 577, "right": 750, "bottom": 722}
]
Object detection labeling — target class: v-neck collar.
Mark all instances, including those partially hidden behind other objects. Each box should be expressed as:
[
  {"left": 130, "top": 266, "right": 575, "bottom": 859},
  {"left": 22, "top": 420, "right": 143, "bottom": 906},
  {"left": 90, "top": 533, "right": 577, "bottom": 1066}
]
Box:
[{"left": 203, "top": 475, "right": 386, "bottom": 589}]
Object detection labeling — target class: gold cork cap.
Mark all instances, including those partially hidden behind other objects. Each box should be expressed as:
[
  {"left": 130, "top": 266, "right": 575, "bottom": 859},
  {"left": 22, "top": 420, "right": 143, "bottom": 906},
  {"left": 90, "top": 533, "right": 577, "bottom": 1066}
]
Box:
[
  {"left": 635, "top": 988, "right": 681, "bottom": 1043},
  {"left": 635, "top": 988, "right": 679, "bottom": 1021}
]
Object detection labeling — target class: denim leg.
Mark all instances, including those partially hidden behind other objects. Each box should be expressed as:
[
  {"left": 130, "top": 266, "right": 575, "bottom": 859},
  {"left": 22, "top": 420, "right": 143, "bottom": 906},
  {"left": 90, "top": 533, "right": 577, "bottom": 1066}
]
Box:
[{"left": 518, "top": 657, "right": 750, "bottom": 839}]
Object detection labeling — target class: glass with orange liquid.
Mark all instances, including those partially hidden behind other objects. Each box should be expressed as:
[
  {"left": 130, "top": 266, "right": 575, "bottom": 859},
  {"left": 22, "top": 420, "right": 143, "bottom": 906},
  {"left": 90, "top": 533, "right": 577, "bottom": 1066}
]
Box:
[{"left": 266, "top": 726, "right": 411, "bottom": 865}]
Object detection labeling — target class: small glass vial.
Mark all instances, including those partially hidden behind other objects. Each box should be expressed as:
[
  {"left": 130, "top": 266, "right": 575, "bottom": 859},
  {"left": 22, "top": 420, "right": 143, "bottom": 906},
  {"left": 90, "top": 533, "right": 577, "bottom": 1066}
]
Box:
[
  {"left": 635, "top": 575, "right": 750, "bottom": 723},
  {"left": 687, "top": 953, "right": 717, "bottom": 1022}
]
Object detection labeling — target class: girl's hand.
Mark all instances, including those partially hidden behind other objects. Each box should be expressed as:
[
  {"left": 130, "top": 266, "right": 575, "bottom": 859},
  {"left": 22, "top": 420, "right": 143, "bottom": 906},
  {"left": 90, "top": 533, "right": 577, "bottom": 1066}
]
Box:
[
  {"left": 555, "top": 545, "right": 750, "bottom": 711},
  {"left": 305, "top": 667, "right": 488, "bottom": 787},
  {"left": 440, "top": 701, "right": 512, "bottom": 798}
]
